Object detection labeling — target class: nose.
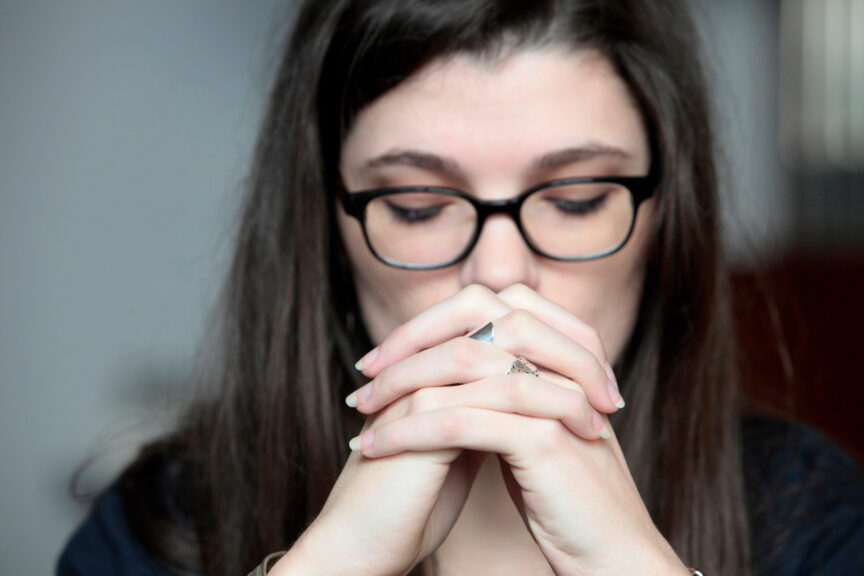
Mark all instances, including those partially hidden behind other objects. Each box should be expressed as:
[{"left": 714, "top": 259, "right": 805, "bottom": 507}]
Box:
[{"left": 459, "top": 213, "right": 540, "bottom": 292}]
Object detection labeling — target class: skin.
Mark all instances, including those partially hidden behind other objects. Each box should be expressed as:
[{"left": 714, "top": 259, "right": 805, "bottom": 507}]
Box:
[
  {"left": 338, "top": 48, "right": 653, "bottom": 363},
  {"left": 272, "top": 48, "right": 690, "bottom": 576}
]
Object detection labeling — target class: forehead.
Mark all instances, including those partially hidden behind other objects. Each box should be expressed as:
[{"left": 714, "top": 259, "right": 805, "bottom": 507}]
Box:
[{"left": 340, "top": 48, "right": 650, "bottom": 180}]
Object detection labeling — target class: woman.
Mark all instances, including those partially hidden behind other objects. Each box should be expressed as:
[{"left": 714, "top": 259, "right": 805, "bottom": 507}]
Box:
[{"left": 58, "top": 0, "right": 864, "bottom": 575}]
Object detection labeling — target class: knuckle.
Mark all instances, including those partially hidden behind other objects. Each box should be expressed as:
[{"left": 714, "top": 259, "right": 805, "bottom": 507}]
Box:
[
  {"left": 498, "top": 282, "right": 531, "bottom": 302},
  {"left": 407, "top": 387, "right": 436, "bottom": 414},
  {"left": 463, "top": 283, "right": 495, "bottom": 304},
  {"left": 504, "top": 308, "right": 534, "bottom": 332},
  {"left": 437, "top": 411, "right": 467, "bottom": 441},
  {"left": 531, "top": 420, "right": 568, "bottom": 455}
]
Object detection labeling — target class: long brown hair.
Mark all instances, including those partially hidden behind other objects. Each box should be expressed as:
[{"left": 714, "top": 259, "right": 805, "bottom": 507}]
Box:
[{"left": 119, "top": 1, "right": 750, "bottom": 574}]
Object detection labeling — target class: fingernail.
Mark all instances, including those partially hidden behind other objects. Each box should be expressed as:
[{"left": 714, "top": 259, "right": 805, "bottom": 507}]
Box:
[
  {"left": 348, "top": 435, "right": 362, "bottom": 451},
  {"left": 354, "top": 346, "right": 379, "bottom": 371},
  {"left": 346, "top": 383, "right": 371, "bottom": 407},
  {"left": 345, "top": 390, "right": 357, "bottom": 408},
  {"left": 606, "top": 378, "right": 625, "bottom": 409},
  {"left": 362, "top": 430, "right": 375, "bottom": 450},
  {"left": 600, "top": 425, "right": 612, "bottom": 439}
]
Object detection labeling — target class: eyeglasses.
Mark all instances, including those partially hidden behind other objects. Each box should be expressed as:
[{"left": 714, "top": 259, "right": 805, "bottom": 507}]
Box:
[{"left": 340, "top": 176, "right": 656, "bottom": 270}]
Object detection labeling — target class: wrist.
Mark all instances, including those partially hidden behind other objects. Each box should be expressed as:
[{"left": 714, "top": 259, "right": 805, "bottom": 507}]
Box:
[
  {"left": 626, "top": 539, "right": 691, "bottom": 576},
  {"left": 266, "top": 552, "right": 323, "bottom": 576},
  {"left": 622, "top": 542, "right": 692, "bottom": 576},
  {"left": 269, "top": 520, "right": 389, "bottom": 576},
  {"left": 265, "top": 550, "right": 309, "bottom": 576},
  {"left": 266, "top": 533, "right": 330, "bottom": 576},
  {"left": 586, "top": 534, "right": 691, "bottom": 576}
]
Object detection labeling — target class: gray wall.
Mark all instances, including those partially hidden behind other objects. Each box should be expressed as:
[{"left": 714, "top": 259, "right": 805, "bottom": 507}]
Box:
[
  {"left": 0, "top": 1, "right": 794, "bottom": 575},
  {"left": 695, "top": 0, "right": 791, "bottom": 261},
  {"left": 0, "top": 2, "right": 289, "bottom": 574}
]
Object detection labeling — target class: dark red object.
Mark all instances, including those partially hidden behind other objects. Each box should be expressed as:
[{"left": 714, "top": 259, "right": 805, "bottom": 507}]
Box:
[{"left": 733, "top": 252, "right": 864, "bottom": 466}]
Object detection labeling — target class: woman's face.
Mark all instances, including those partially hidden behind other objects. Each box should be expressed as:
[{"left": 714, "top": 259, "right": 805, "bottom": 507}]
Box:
[{"left": 337, "top": 48, "right": 655, "bottom": 362}]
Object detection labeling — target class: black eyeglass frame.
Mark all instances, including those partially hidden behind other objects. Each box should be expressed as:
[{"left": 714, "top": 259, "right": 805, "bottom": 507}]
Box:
[{"left": 340, "top": 175, "right": 656, "bottom": 270}]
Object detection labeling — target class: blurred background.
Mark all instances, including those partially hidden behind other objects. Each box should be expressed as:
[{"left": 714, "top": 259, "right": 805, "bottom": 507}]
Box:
[{"left": 0, "top": 1, "right": 861, "bottom": 574}]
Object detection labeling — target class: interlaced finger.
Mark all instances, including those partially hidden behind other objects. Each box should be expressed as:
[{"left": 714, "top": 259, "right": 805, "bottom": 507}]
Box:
[
  {"left": 354, "top": 284, "right": 511, "bottom": 375},
  {"left": 347, "top": 336, "right": 514, "bottom": 411},
  {"left": 489, "top": 310, "right": 622, "bottom": 413},
  {"left": 401, "top": 374, "right": 610, "bottom": 440},
  {"left": 497, "top": 283, "right": 620, "bottom": 393},
  {"left": 349, "top": 407, "right": 614, "bottom": 459},
  {"left": 349, "top": 309, "right": 621, "bottom": 414}
]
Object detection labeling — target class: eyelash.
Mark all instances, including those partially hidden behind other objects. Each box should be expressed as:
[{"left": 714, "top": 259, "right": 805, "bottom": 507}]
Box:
[
  {"left": 385, "top": 200, "right": 445, "bottom": 222},
  {"left": 546, "top": 192, "right": 609, "bottom": 215}
]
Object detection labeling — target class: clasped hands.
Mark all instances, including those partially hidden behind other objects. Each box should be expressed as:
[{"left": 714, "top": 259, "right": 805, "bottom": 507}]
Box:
[{"left": 277, "top": 284, "right": 689, "bottom": 576}]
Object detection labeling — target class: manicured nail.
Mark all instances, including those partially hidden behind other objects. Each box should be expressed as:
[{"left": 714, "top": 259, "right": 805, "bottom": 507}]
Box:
[
  {"left": 606, "top": 378, "right": 625, "bottom": 409},
  {"left": 348, "top": 435, "right": 362, "bottom": 451},
  {"left": 345, "top": 391, "right": 357, "bottom": 408},
  {"left": 346, "top": 383, "right": 372, "bottom": 408},
  {"left": 349, "top": 430, "right": 374, "bottom": 451},
  {"left": 600, "top": 425, "right": 612, "bottom": 439},
  {"left": 354, "top": 346, "right": 380, "bottom": 371}
]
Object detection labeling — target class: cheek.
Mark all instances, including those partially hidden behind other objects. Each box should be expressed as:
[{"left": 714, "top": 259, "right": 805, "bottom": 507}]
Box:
[
  {"left": 595, "top": 201, "right": 656, "bottom": 361},
  {"left": 540, "top": 201, "right": 655, "bottom": 362},
  {"left": 336, "top": 199, "right": 656, "bottom": 355},
  {"left": 337, "top": 210, "right": 460, "bottom": 344}
]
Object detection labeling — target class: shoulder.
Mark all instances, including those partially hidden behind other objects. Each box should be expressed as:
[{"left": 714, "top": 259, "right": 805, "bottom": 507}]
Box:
[
  {"left": 742, "top": 415, "right": 864, "bottom": 576},
  {"left": 57, "top": 448, "right": 197, "bottom": 576},
  {"left": 56, "top": 486, "right": 176, "bottom": 576}
]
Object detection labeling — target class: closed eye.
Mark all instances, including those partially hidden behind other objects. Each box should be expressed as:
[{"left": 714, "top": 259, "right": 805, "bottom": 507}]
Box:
[
  {"left": 547, "top": 192, "right": 609, "bottom": 215},
  {"left": 384, "top": 199, "right": 446, "bottom": 223}
]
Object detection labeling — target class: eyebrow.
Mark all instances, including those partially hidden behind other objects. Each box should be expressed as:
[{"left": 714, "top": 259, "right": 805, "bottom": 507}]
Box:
[
  {"left": 535, "top": 144, "right": 630, "bottom": 169},
  {"left": 362, "top": 143, "right": 630, "bottom": 179},
  {"left": 364, "top": 150, "right": 466, "bottom": 179}
]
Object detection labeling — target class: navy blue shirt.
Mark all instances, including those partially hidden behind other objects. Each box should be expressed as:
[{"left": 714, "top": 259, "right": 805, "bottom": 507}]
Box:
[{"left": 57, "top": 417, "right": 864, "bottom": 575}]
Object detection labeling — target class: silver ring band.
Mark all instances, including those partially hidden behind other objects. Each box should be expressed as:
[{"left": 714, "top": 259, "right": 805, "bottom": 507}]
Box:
[{"left": 468, "top": 321, "right": 494, "bottom": 344}]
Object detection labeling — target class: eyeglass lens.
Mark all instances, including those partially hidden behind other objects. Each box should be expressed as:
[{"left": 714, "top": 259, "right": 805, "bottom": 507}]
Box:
[{"left": 363, "top": 183, "right": 634, "bottom": 267}]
